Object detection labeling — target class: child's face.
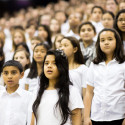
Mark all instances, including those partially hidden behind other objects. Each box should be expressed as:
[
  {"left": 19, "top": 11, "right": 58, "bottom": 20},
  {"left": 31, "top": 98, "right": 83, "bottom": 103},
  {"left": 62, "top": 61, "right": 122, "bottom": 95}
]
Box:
[
  {"left": 33, "top": 45, "right": 47, "bottom": 63},
  {"left": 14, "top": 51, "right": 29, "bottom": 69},
  {"left": 38, "top": 27, "right": 48, "bottom": 41},
  {"left": 2, "top": 66, "right": 24, "bottom": 88},
  {"left": 106, "top": 0, "right": 117, "bottom": 14},
  {"left": 100, "top": 31, "right": 116, "bottom": 56},
  {"left": 14, "top": 32, "right": 24, "bottom": 45},
  {"left": 60, "top": 38, "right": 76, "bottom": 58},
  {"left": 117, "top": 13, "right": 125, "bottom": 32},
  {"left": 80, "top": 24, "right": 95, "bottom": 42},
  {"left": 44, "top": 55, "right": 59, "bottom": 81},
  {"left": 119, "top": 2, "right": 125, "bottom": 10},
  {"left": 91, "top": 8, "right": 102, "bottom": 22},
  {"left": 31, "top": 40, "right": 41, "bottom": 51},
  {"left": 50, "top": 19, "right": 60, "bottom": 33},
  {"left": 102, "top": 13, "right": 114, "bottom": 28},
  {"left": 55, "top": 35, "right": 63, "bottom": 49}
]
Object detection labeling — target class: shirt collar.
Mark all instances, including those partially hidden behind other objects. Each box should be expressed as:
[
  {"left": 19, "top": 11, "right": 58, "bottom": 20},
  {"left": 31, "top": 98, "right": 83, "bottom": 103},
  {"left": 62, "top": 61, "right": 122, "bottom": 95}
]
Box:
[
  {"left": 1, "top": 85, "right": 23, "bottom": 97},
  {"left": 99, "top": 58, "right": 117, "bottom": 65}
]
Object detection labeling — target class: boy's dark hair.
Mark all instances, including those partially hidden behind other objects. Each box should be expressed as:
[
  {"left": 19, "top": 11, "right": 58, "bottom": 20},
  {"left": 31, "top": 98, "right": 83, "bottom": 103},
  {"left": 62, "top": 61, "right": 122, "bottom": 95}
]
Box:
[
  {"left": 113, "top": 9, "right": 125, "bottom": 41},
  {"left": 33, "top": 50, "right": 72, "bottom": 125},
  {"left": 2, "top": 60, "right": 23, "bottom": 73},
  {"left": 91, "top": 5, "right": 104, "bottom": 14},
  {"left": 93, "top": 28, "right": 125, "bottom": 64},
  {"left": 78, "top": 21, "right": 96, "bottom": 34}
]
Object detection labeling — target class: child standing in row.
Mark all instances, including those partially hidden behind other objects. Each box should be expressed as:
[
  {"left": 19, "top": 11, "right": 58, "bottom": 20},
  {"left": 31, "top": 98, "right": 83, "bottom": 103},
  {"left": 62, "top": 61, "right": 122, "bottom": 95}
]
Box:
[
  {"left": 84, "top": 28, "right": 125, "bottom": 125},
  {"left": 0, "top": 60, "right": 32, "bottom": 125},
  {"left": 31, "top": 50, "right": 83, "bottom": 125}
]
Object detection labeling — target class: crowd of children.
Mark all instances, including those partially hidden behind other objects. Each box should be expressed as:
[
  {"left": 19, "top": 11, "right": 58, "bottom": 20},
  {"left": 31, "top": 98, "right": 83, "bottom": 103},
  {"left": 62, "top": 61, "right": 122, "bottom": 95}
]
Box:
[{"left": 0, "top": 0, "right": 125, "bottom": 125}]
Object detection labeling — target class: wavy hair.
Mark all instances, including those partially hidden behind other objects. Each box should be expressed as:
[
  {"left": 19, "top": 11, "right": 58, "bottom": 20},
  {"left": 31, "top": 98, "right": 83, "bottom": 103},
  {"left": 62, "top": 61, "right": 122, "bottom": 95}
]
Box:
[{"left": 33, "top": 50, "right": 72, "bottom": 125}]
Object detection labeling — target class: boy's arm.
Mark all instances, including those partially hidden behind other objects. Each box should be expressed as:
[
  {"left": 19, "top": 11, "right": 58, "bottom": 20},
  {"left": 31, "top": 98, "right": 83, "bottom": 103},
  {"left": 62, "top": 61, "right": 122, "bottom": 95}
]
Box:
[
  {"left": 84, "top": 85, "right": 94, "bottom": 125},
  {"left": 71, "top": 108, "right": 82, "bottom": 125}
]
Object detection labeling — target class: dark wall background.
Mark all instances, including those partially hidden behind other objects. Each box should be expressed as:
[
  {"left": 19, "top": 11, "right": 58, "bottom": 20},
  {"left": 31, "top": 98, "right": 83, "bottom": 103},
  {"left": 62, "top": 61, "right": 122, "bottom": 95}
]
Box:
[{"left": 0, "top": 0, "right": 63, "bottom": 17}]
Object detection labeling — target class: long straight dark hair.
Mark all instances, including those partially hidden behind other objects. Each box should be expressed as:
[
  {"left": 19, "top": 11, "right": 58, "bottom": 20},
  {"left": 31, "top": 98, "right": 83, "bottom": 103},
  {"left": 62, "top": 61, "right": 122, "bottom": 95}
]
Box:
[
  {"left": 27, "top": 43, "right": 50, "bottom": 78},
  {"left": 93, "top": 28, "right": 125, "bottom": 64},
  {"left": 33, "top": 50, "right": 72, "bottom": 125}
]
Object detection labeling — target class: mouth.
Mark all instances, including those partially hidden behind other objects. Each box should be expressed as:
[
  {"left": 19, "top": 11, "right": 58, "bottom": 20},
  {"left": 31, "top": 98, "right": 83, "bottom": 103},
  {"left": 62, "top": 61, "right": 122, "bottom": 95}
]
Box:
[
  {"left": 7, "top": 80, "right": 13, "bottom": 83},
  {"left": 47, "top": 70, "right": 53, "bottom": 74}
]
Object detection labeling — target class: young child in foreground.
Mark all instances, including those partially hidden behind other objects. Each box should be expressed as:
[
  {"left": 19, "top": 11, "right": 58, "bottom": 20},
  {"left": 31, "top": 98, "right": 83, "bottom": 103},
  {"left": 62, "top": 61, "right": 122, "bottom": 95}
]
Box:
[{"left": 0, "top": 60, "right": 33, "bottom": 125}]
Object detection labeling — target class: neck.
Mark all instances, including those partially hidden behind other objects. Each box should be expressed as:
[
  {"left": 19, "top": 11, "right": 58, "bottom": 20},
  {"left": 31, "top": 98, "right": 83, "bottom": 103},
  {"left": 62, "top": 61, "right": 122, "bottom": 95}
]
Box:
[
  {"left": 105, "top": 54, "right": 113, "bottom": 64},
  {"left": 7, "top": 84, "right": 19, "bottom": 94},
  {"left": 70, "top": 26, "right": 79, "bottom": 34},
  {"left": 37, "top": 63, "right": 43, "bottom": 76},
  {"left": 68, "top": 56, "right": 79, "bottom": 69},
  {"left": 122, "top": 33, "right": 125, "bottom": 41},
  {"left": 47, "top": 79, "right": 57, "bottom": 90},
  {"left": 83, "top": 40, "right": 93, "bottom": 48}
]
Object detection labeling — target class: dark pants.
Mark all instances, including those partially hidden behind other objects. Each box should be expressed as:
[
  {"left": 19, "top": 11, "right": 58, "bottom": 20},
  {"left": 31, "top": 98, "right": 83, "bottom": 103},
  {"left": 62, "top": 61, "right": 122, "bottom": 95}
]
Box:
[{"left": 92, "top": 119, "right": 124, "bottom": 125}]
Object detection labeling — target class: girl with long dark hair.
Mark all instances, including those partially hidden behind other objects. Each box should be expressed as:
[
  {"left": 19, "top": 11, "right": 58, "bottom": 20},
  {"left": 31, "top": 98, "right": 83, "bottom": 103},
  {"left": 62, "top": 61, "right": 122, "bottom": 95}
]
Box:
[{"left": 31, "top": 50, "right": 83, "bottom": 125}]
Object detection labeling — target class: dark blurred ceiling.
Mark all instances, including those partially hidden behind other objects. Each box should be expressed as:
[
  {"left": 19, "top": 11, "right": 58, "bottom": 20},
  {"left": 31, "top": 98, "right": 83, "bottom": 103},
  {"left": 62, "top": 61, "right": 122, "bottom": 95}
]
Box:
[{"left": 0, "top": 0, "right": 60, "bottom": 17}]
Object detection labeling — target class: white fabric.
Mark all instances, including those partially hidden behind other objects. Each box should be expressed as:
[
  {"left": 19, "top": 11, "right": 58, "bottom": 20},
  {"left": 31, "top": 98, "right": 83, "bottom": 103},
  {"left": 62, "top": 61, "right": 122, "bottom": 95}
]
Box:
[
  {"left": 36, "top": 85, "right": 84, "bottom": 125},
  {"left": 0, "top": 75, "right": 4, "bottom": 86},
  {"left": 90, "top": 21, "right": 104, "bottom": 42},
  {"left": 65, "top": 30, "right": 80, "bottom": 40},
  {"left": 5, "top": 51, "right": 14, "bottom": 62},
  {"left": 61, "top": 20, "right": 70, "bottom": 35},
  {"left": 20, "top": 69, "right": 39, "bottom": 93},
  {"left": 87, "top": 60, "right": 125, "bottom": 121},
  {"left": 69, "top": 65, "right": 88, "bottom": 96},
  {"left": 0, "top": 86, "right": 33, "bottom": 125},
  {"left": 0, "top": 85, "right": 4, "bottom": 90}
]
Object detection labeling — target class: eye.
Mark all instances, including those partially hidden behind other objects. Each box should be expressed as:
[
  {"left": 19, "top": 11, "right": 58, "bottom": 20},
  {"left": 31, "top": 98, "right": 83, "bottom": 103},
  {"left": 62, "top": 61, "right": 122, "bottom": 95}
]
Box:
[
  {"left": 3, "top": 71, "right": 8, "bottom": 75},
  {"left": 11, "top": 70, "right": 17, "bottom": 75}
]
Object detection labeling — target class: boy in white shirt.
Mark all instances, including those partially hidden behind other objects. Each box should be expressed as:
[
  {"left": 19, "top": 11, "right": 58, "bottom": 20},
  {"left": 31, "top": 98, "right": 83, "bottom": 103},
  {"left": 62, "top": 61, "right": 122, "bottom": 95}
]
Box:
[{"left": 0, "top": 60, "right": 33, "bottom": 125}]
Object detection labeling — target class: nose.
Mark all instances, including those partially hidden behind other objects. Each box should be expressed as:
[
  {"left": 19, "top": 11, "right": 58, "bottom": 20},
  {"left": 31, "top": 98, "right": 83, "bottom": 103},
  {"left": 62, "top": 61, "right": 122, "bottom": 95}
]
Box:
[
  {"left": 8, "top": 73, "right": 12, "bottom": 79},
  {"left": 105, "top": 40, "right": 109, "bottom": 45}
]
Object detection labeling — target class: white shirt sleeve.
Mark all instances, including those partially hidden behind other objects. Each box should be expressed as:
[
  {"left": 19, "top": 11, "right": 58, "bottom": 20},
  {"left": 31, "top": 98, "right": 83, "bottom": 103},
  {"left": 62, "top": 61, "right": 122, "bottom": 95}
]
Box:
[
  {"left": 82, "top": 66, "right": 88, "bottom": 88},
  {"left": 68, "top": 86, "right": 84, "bottom": 111},
  {"left": 86, "top": 62, "right": 94, "bottom": 87}
]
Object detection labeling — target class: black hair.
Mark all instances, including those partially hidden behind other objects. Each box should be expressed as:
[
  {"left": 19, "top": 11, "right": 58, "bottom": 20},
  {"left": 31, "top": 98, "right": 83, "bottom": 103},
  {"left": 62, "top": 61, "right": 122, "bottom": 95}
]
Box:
[
  {"left": 27, "top": 42, "right": 50, "bottom": 78},
  {"left": 37, "top": 24, "right": 52, "bottom": 48},
  {"left": 78, "top": 21, "right": 96, "bottom": 34},
  {"left": 15, "top": 42, "right": 30, "bottom": 54},
  {"left": 103, "top": 11, "right": 115, "bottom": 19},
  {"left": 2, "top": 60, "right": 23, "bottom": 73},
  {"left": 91, "top": 5, "right": 104, "bottom": 14},
  {"left": 33, "top": 50, "right": 72, "bottom": 125},
  {"left": 61, "top": 36, "right": 85, "bottom": 64},
  {"left": 113, "top": 9, "right": 125, "bottom": 41},
  {"left": 93, "top": 28, "right": 125, "bottom": 64},
  {"left": 0, "top": 48, "right": 5, "bottom": 75}
]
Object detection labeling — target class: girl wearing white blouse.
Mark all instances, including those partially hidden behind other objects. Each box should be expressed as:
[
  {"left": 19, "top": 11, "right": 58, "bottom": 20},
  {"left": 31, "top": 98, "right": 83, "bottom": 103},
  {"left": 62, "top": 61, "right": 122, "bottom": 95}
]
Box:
[
  {"left": 30, "top": 50, "right": 84, "bottom": 125},
  {"left": 84, "top": 28, "right": 125, "bottom": 125}
]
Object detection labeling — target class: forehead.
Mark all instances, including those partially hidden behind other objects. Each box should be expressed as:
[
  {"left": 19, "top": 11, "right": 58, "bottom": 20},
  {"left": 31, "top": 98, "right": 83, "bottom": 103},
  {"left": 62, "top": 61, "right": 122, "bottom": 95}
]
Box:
[
  {"left": 81, "top": 24, "right": 93, "bottom": 29},
  {"left": 45, "top": 55, "right": 55, "bottom": 61},
  {"left": 61, "top": 38, "right": 71, "bottom": 44},
  {"left": 3, "top": 66, "right": 19, "bottom": 72},
  {"left": 15, "top": 51, "right": 25, "bottom": 56},
  {"left": 100, "top": 31, "right": 115, "bottom": 37},
  {"left": 103, "top": 13, "right": 112, "bottom": 17},
  {"left": 118, "top": 13, "right": 125, "bottom": 18}
]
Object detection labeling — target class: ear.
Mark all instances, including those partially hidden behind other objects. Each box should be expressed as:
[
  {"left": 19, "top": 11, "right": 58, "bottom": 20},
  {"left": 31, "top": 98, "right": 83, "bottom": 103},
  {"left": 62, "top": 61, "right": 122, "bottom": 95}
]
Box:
[
  {"left": 27, "top": 59, "right": 30, "bottom": 65},
  {"left": 73, "top": 47, "right": 78, "bottom": 53},
  {"left": 20, "top": 71, "right": 24, "bottom": 79}
]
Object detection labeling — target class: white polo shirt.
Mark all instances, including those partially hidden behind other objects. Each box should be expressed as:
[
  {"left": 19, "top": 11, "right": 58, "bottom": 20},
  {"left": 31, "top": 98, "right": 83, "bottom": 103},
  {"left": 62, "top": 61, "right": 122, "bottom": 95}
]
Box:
[
  {"left": 87, "top": 60, "right": 125, "bottom": 121},
  {"left": 0, "top": 86, "right": 33, "bottom": 125}
]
